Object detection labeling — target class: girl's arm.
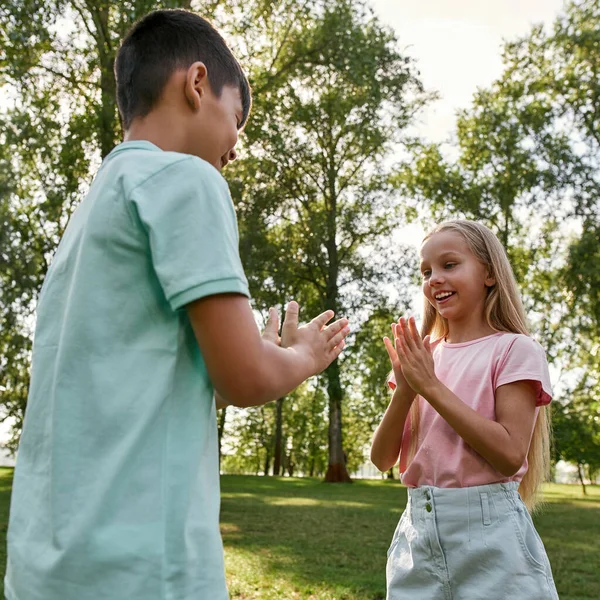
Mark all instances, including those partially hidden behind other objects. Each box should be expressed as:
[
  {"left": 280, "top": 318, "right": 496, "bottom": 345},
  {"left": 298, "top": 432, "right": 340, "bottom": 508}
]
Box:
[
  {"left": 370, "top": 322, "right": 417, "bottom": 472},
  {"left": 370, "top": 385, "right": 416, "bottom": 472},
  {"left": 395, "top": 316, "right": 537, "bottom": 477},
  {"left": 423, "top": 380, "right": 537, "bottom": 476}
]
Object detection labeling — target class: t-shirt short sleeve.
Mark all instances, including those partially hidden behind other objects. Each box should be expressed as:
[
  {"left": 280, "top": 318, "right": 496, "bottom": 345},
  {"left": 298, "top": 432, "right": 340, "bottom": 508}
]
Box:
[
  {"left": 388, "top": 373, "right": 397, "bottom": 390},
  {"left": 495, "top": 335, "right": 552, "bottom": 406},
  {"left": 130, "top": 157, "right": 249, "bottom": 311}
]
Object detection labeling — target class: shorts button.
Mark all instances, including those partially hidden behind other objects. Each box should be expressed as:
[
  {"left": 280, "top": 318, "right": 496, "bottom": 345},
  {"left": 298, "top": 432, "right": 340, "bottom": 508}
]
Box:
[{"left": 425, "top": 503, "right": 432, "bottom": 512}]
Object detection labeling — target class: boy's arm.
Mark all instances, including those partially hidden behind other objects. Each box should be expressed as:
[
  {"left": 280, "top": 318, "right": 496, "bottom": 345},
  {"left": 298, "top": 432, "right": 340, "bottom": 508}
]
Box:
[
  {"left": 213, "top": 305, "right": 282, "bottom": 410},
  {"left": 188, "top": 294, "right": 349, "bottom": 408},
  {"left": 215, "top": 392, "right": 229, "bottom": 410}
]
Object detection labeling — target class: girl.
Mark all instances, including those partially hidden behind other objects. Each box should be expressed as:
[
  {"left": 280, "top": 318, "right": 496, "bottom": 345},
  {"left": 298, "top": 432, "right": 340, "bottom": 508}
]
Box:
[{"left": 371, "top": 220, "right": 558, "bottom": 600}]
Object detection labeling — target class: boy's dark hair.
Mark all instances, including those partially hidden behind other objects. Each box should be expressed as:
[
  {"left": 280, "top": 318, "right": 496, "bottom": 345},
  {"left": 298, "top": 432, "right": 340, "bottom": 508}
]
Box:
[{"left": 115, "top": 9, "right": 251, "bottom": 130}]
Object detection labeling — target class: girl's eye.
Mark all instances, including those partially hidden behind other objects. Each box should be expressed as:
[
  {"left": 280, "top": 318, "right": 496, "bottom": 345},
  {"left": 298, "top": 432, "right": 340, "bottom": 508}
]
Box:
[
  {"left": 422, "top": 270, "right": 431, "bottom": 278},
  {"left": 444, "top": 263, "right": 456, "bottom": 269}
]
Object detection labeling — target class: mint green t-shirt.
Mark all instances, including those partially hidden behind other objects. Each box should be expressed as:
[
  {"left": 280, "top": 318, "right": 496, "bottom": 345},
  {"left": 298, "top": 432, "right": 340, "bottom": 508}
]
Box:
[{"left": 5, "top": 141, "right": 249, "bottom": 600}]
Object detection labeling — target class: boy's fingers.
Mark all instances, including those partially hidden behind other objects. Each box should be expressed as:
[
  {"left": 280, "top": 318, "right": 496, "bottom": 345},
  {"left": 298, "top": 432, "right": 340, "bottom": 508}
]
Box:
[
  {"left": 327, "top": 326, "right": 350, "bottom": 350},
  {"left": 323, "top": 317, "right": 349, "bottom": 340},
  {"left": 328, "top": 339, "right": 346, "bottom": 361},
  {"left": 264, "top": 307, "right": 279, "bottom": 334},
  {"left": 282, "top": 300, "right": 300, "bottom": 330},
  {"left": 311, "top": 309, "right": 335, "bottom": 330}
]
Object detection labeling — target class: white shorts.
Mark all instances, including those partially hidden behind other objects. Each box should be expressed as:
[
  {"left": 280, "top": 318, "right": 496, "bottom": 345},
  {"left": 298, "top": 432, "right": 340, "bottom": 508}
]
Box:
[{"left": 386, "top": 482, "right": 559, "bottom": 599}]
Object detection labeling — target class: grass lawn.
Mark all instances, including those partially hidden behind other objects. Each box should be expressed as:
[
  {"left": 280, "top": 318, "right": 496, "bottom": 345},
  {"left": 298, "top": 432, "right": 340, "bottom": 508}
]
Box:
[
  {"left": 0, "top": 468, "right": 598, "bottom": 599},
  {"left": 221, "top": 476, "right": 600, "bottom": 599}
]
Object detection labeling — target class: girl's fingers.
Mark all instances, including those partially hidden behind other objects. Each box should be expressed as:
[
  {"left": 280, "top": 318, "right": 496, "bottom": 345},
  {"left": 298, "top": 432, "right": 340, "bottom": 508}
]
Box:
[
  {"left": 408, "top": 316, "right": 422, "bottom": 347},
  {"left": 383, "top": 336, "right": 399, "bottom": 363},
  {"left": 395, "top": 332, "right": 407, "bottom": 360},
  {"left": 399, "top": 317, "right": 416, "bottom": 352},
  {"left": 423, "top": 334, "right": 431, "bottom": 353}
]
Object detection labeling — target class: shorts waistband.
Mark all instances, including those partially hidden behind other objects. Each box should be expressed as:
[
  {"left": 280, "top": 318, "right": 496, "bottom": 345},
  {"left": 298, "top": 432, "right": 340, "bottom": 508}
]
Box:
[{"left": 407, "top": 482, "right": 519, "bottom": 511}]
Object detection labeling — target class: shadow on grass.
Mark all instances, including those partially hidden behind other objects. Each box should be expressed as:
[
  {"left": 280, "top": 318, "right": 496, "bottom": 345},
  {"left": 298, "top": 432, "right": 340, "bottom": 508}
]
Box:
[
  {"left": 221, "top": 476, "right": 600, "bottom": 600},
  {"left": 221, "top": 476, "right": 405, "bottom": 598}
]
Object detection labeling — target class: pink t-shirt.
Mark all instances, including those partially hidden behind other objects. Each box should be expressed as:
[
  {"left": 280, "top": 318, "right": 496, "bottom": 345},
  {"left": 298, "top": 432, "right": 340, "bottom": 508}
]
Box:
[{"left": 388, "top": 332, "right": 552, "bottom": 488}]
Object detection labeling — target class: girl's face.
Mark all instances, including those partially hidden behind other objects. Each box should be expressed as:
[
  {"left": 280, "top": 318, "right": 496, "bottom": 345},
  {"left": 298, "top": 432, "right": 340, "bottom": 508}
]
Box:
[{"left": 420, "top": 231, "right": 495, "bottom": 325}]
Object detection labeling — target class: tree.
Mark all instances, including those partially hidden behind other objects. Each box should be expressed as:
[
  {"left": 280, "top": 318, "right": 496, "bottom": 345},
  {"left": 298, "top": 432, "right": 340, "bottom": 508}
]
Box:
[
  {"left": 552, "top": 369, "right": 600, "bottom": 494},
  {"left": 0, "top": 0, "right": 329, "bottom": 450},
  {"left": 229, "top": 0, "right": 428, "bottom": 481},
  {"left": 397, "top": 0, "right": 600, "bottom": 482}
]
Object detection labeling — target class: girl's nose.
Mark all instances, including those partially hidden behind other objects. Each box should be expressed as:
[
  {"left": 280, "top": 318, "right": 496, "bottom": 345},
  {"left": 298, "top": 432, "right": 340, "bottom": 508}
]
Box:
[
  {"left": 228, "top": 148, "right": 237, "bottom": 162},
  {"left": 429, "top": 270, "right": 444, "bottom": 285}
]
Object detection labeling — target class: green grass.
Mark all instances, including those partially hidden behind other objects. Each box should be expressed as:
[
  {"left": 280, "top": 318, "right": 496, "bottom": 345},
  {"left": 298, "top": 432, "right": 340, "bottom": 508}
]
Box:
[
  {"left": 221, "top": 477, "right": 600, "bottom": 600},
  {"left": 0, "top": 469, "right": 598, "bottom": 599}
]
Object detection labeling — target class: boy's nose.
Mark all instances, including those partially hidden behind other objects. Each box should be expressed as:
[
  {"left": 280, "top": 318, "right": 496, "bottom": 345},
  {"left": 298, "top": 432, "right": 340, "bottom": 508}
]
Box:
[{"left": 228, "top": 148, "right": 237, "bottom": 162}]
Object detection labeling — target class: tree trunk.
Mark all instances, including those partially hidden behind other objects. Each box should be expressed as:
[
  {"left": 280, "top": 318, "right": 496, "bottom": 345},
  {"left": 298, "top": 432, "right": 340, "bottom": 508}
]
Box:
[
  {"left": 577, "top": 462, "right": 588, "bottom": 496},
  {"left": 263, "top": 447, "right": 271, "bottom": 476},
  {"left": 386, "top": 467, "right": 394, "bottom": 479},
  {"left": 324, "top": 360, "right": 352, "bottom": 483},
  {"left": 272, "top": 397, "right": 284, "bottom": 476},
  {"left": 323, "top": 175, "right": 351, "bottom": 483},
  {"left": 96, "top": 3, "right": 119, "bottom": 158},
  {"left": 217, "top": 405, "right": 227, "bottom": 464}
]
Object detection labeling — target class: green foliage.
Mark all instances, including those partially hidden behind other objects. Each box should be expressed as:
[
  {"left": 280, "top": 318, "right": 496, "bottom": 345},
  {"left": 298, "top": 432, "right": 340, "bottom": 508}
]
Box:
[
  {"left": 552, "top": 363, "right": 600, "bottom": 487},
  {"left": 228, "top": 0, "right": 429, "bottom": 477},
  {"left": 222, "top": 382, "right": 330, "bottom": 477},
  {"left": 397, "top": 0, "right": 600, "bottom": 478}
]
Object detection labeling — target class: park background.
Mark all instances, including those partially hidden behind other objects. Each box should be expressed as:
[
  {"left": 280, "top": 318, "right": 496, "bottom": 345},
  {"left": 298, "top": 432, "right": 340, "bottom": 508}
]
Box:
[{"left": 0, "top": 0, "right": 598, "bottom": 598}]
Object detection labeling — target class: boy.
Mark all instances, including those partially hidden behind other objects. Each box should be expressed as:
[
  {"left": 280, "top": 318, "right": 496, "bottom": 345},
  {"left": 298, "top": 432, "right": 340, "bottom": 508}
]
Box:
[{"left": 5, "top": 9, "right": 349, "bottom": 600}]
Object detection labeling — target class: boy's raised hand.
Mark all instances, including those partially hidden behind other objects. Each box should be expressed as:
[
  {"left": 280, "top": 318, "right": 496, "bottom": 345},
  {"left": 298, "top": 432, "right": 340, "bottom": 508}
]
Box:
[
  {"left": 280, "top": 301, "right": 349, "bottom": 375},
  {"left": 262, "top": 306, "right": 281, "bottom": 346},
  {"left": 187, "top": 294, "right": 349, "bottom": 407}
]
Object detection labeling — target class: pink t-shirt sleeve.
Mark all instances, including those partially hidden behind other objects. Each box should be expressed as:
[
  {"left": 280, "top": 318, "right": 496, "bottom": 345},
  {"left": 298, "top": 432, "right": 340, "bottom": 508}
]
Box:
[
  {"left": 495, "top": 335, "right": 552, "bottom": 406},
  {"left": 388, "top": 373, "right": 396, "bottom": 390}
]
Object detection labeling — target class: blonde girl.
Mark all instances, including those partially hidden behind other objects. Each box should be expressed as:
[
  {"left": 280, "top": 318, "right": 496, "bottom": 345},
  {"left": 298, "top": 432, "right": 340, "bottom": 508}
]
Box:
[{"left": 371, "top": 220, "right": 558, "bottom": 600}]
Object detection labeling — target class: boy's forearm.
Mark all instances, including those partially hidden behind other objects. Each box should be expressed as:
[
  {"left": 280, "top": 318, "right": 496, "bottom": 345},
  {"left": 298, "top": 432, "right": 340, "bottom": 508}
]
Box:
[
  {"left": 370, "top": 386, "right": 416, "bottom": 472},
  {"left": 215, "top": 391, "right": 230, "bottom": 410},
  {"left": 217, "top": 340, "right": 312, "bottom": 408}
]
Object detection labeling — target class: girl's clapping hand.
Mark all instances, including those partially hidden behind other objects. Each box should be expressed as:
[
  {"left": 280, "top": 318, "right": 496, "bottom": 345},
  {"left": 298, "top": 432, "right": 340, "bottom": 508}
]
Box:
[
  {"left": 391, "top": 316, "right": 439, "bottom": 398},
  {"left": 383, "top": 321, "right": 411, "bottom": 391}
]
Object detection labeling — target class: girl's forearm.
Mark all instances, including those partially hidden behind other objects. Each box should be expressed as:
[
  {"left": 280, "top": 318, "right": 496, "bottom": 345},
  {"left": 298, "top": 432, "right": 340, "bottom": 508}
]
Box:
[
  {"left": 370, "top": 386, "right": 416, "bottom": 472},
  {"left": 423, "top": 382, "right": 524, "bottom": 476}
]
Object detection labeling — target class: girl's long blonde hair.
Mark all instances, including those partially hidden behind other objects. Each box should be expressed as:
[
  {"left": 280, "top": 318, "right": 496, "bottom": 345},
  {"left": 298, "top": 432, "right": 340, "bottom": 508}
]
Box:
[{"left": 407, "top": 219, "right": 551, "bottom": 512}]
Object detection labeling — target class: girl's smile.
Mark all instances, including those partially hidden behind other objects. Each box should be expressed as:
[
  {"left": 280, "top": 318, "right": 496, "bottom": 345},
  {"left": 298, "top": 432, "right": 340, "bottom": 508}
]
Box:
[{"left": 420, "top": 230, "right": 496, "bottom": 342}]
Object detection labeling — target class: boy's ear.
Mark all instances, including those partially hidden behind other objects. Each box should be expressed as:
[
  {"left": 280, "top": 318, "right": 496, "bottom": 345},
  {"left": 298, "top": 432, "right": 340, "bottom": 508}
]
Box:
[{"left": 184, "top": 62, "right": 209, "bottom": 111}]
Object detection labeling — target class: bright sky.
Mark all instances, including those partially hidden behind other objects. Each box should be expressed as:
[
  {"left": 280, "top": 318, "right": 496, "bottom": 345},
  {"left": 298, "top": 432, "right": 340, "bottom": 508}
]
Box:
[
  {"left": 370, "top": 0, "right": 565, "bottom": 143},
  {"left": 370, "top": 0, "right": 566, "bottom": 313}
]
